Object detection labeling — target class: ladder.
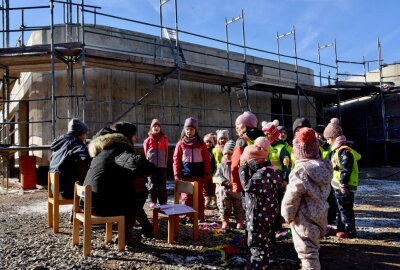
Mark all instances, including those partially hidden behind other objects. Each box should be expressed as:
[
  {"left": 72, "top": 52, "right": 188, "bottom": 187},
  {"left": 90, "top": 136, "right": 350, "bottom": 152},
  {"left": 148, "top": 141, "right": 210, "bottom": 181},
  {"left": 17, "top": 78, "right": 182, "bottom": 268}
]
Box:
[
  {"left": 163, "top": 28, "right": 186, "bottom": 64},
  {"left": 234, "top": 84, "right": 251, "bottom": 112}
]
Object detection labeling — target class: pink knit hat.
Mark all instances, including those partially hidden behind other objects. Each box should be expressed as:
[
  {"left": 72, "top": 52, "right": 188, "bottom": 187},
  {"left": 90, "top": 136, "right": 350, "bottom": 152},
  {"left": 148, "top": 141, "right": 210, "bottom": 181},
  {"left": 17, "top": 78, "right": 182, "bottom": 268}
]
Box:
[
  {"left": 150, "top": 118, "right": 161, "bottom": 128},
  {"left": 323, "top": 118, "right": 343, "bottom": 139},
  {"left": 235, "top": 111, "right": 258, "bottom": 129},
  {"left": 240, "top": 137, "right": 269, "bottom": 165},
  {"left": 184, "top": 117, "right": 198, "bottom": 130},
  {"left": 204, "top": 133, "right": 217, "bottom": 146},
  {"left": 293, "top": 127, "right": 319, "bottom": 160},
  {"left": 262, "top": 120, "right": 280, "bottom": 144}
]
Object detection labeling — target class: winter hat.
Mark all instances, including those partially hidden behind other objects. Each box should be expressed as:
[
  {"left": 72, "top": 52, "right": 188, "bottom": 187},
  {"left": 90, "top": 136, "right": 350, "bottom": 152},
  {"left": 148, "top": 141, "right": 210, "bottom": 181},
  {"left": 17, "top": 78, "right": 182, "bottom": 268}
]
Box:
[
  {"left": 184, "top": 117, "right": 198, "bottom": 130},
  {"left": 223, "top": 140, "right": 235, "bottom": 154},
  {"left": 323, "top": 118, "right": 343, "bottom": 139},
  {"left": 262, "top": 119, "right": 280, "bottom": 143},
  {"left": 235, "top": 111, "right": 258, "bottom": 129},
  {"left": 240, "top": 137, "right": 269, "bottom": 165},
  {"left": 150, "top": 118, "right": 161, "bottom": 128},
  {"left": 204, "top": 133, "right": 217, "bottom": 146},
  {"left": 111, "top": 122, "right": 137, "bottom": 139},
  {"left": 216, "top": 129, "right": 229, "bottom": 141},
  {"left": 292, "top": 117, "right": 311, "bottom": 134},
  {"left": 293, "top": 127, "right": 319, "bottom": 160},
  {"left": 68, "top": 118, "right": 89, "bottom": 136},
  {"left": 313, "top": 124, "right": 326, "bottom": 135},
  {"left": 278, "top": 126, "right": 287, "bottom": 132}
]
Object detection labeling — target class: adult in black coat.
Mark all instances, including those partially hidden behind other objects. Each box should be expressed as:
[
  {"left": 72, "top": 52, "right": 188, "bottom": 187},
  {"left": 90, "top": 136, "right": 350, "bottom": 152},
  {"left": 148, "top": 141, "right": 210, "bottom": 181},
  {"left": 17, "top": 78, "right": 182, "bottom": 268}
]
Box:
[
  {"left": 50, "top": 118, "right": 91, "bottom": 199},
  {"left": 83, "top": 122, "right": 156, "bottom": 246}
]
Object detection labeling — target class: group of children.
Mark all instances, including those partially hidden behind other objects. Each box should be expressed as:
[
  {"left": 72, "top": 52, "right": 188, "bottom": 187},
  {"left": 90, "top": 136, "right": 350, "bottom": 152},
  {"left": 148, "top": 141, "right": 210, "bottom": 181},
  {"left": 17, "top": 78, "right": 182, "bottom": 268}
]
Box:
[{"left": 140, "top": 113, "right": 361, "bottom": 270}]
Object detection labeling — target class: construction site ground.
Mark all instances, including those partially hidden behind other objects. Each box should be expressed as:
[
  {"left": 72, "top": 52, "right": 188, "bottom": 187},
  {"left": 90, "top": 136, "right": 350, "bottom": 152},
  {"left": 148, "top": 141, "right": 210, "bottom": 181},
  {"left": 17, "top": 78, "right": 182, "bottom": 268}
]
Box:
[{"left": 0, "top": 173, "right": 399, "bottom": 270}]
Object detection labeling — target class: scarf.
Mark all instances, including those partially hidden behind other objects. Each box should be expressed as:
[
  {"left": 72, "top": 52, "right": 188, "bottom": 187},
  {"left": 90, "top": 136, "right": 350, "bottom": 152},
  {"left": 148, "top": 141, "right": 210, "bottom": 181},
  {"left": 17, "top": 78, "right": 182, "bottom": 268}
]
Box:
[
  {"left": 151, "top": 133, "right": 161, "bottom": 142},
  {"left": 332, "top": 135, "right": 346, "bottom": 150},
  {"left": 184, "top": 136, "right": 198, "bottom": 146}
]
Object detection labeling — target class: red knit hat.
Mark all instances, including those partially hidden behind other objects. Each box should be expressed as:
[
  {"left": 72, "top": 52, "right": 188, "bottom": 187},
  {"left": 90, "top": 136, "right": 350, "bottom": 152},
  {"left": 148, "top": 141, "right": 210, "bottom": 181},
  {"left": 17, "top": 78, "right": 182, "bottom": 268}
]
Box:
[
  {"left": 293, "top": 127, "right": 319, "bottom": 160},
  {"left": 240, "top": 137, "right": 269, "bottom": 165},
  {"left": 262, "top": 119, "right": 280, "bottom": 143}
]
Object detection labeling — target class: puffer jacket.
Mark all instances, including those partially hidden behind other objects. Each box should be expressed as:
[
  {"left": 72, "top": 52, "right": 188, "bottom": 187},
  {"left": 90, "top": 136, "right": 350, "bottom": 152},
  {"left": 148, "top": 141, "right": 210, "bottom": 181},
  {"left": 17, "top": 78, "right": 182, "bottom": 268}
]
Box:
[
  {"left": 49, "top": 132, "right": 91, "bottom": 198},
  {"left": 173, "top": 139, "right": 211, "bottom": 180},
  {"left": 143, "top": 134, "right": 168, "bottom": 168},
  {"left": 83, "top": 130, "right": 156, "bottom": 216},
  {"left": 281, "top": 158, "right": 333, "bottom": 237}
]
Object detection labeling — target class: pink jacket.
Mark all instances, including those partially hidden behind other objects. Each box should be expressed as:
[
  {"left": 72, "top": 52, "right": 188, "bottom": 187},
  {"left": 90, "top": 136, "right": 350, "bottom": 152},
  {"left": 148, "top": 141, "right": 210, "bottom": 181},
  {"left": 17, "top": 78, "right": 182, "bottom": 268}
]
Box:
[
  {"left": 143, "top": 134, "right": 168, "bottom": 168},
  {"left": 173, "top": 139, "right": 211, "bottom": 182}
]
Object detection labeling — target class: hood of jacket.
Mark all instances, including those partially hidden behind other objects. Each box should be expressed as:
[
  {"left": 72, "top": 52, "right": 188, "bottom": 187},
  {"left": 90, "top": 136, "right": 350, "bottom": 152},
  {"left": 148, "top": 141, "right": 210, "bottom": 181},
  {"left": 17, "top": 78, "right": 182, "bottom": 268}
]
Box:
[
  {"left": 50, "top": 132, "right": 79, "bottom": 151},
  {"left": 295, "top": 158, "right": 333, "bottom": 188},
  {"left": 88, "top": 132, "right": 132, "bottom": 157}
]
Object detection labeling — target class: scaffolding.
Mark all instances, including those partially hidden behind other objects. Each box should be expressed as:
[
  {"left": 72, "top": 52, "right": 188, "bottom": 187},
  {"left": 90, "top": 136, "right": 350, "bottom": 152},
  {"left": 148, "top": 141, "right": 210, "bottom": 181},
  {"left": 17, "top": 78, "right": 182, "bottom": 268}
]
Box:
[{"left": 0, "top": 0, "right": 399, "bottom": 187}]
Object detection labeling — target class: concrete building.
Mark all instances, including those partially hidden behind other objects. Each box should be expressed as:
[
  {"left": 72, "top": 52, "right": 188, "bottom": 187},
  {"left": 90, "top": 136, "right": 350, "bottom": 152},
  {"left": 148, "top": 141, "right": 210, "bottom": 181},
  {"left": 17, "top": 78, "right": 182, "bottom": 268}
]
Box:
[{"left": 2, "top": 24, "right": 329, "bottom": 174}]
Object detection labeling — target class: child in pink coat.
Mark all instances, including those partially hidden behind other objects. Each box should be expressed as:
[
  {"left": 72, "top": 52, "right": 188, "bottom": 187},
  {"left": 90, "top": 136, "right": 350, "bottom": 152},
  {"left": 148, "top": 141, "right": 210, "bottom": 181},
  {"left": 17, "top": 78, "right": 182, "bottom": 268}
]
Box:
[
  {"left": 281, "top": 128, "right": 333, "bottom": 270},
  {"left": 143, "top": 119, "right": 169, "bottom": 207},
  {"left": 173, "top": 117, "right": 211, "bottom": 220}
]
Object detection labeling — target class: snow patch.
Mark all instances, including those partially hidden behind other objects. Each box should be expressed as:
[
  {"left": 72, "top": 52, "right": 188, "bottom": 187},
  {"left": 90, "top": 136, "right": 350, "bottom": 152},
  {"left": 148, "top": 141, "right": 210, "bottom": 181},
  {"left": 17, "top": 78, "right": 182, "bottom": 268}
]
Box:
[{"left": 17, "top": 200, "right": 71, "bottom": 215}]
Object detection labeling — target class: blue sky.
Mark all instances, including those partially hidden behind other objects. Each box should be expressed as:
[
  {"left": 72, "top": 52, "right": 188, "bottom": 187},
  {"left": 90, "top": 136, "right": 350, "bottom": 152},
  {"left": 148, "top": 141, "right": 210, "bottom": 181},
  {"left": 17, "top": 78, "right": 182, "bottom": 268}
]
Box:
[{"left": 5, "top": 0, "right": 400, "bottom": 80}]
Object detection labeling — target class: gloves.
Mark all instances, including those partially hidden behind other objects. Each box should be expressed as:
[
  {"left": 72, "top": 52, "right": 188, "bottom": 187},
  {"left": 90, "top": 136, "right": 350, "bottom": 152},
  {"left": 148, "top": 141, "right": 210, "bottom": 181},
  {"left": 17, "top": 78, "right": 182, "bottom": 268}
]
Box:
[{"left": 340, "top": 184, "right": 350, "bottom": 195}]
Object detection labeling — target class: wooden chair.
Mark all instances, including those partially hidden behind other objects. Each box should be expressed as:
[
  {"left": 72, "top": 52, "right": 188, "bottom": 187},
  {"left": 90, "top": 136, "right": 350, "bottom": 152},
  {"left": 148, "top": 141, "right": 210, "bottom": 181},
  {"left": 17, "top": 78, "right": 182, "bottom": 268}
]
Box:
[
  {"left": 153, "top": 180, "right": 199, "bottom": 244},
  {"left": 71, "top": 182, "right": 125, "bottom": 256},
  {"left": 48, "top": 171, "right": 73, "bottom": 233}
]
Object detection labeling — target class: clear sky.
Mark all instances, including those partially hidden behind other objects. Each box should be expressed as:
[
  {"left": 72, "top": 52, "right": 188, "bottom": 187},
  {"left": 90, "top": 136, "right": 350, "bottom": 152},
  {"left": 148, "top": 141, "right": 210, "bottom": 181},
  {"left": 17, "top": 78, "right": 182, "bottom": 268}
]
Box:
[{"left": 5, "top": 0, "right": 400, "bottom": 81}]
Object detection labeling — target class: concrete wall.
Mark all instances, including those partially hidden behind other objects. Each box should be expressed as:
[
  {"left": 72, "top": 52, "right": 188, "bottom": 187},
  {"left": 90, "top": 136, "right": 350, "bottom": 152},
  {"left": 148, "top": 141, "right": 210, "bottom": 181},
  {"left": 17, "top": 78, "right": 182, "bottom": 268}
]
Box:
[{"left": 10, "top": 25, "right": 317, "bottom": 166}]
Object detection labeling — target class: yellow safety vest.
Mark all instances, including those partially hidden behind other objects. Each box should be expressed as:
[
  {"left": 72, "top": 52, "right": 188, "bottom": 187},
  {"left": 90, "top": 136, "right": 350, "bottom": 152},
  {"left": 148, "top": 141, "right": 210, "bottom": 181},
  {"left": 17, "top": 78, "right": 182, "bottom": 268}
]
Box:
[{"left": 331, "top": 145, "right": 361, "bottom": 192}]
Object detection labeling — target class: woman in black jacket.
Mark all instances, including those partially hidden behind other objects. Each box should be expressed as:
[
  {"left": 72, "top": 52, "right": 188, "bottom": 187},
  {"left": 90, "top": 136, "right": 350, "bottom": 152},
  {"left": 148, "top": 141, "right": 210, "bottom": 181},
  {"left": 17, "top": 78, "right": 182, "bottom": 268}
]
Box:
[{"left": 84, "top": 122, "right": 156, "bottom": 246}]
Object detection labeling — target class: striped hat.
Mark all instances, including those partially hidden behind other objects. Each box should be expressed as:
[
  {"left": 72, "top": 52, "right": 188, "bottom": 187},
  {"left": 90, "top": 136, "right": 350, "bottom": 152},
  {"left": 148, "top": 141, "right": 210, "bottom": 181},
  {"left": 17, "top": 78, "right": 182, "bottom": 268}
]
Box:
[{"left": 223, "top": 140, "right": 235, "bottom": 154}]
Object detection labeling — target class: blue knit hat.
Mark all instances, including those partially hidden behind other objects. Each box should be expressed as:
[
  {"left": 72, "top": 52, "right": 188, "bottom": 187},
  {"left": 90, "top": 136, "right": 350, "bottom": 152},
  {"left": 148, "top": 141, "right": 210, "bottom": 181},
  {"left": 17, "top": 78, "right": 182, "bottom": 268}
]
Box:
[{"left": 68, "top": 118, "right": 88, "bottom": 136}]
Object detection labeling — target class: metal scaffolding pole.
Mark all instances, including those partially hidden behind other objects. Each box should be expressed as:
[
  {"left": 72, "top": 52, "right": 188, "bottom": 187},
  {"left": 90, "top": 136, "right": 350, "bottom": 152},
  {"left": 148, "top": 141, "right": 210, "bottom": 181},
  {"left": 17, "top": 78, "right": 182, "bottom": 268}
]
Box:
[
  {"left": 50, "top": 0, "right": 56, "bottom": 140},
  {"left": 276, "top": 26, "right": 300, "bottom": 116},
  {"left": 225, "top": 10, "right": 249, "bottom": 110},
  {"left": 333, "top": 39, "right": 341, "bottom": 123},
  {"left": 377, "top": 38, "right": 388, "bottom": 165},
  {"left": 79, "top": 0, "right": 86, "bottom": 123},
  {"left": 317, "top": 41, "right": 334, "bottom": 86}
]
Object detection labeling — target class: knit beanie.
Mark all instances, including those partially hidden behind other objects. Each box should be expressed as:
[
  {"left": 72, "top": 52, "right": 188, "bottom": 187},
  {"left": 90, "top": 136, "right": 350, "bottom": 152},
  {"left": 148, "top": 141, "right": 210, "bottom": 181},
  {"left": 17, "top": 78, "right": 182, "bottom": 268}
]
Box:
[
  {"left": 204, "top": 133, "right": 217, "bottom": 146},
  {"left": 240, "top": 137, "right": 269, "bottom": 165},
  {"left": 112, "top": 122, "right": 137, "bottom": 140},
  {"left": 235, "top": 111, "right": 258, "bottom": 129},
  {"left": 323, "top": 118, "right": 343, "bottom": 139},
  {"left": 313, "top": 124, "right": 325, "bottom": 135},
  {"left": 150, "top": 118, "right": 161, "bottom": 128},
  {"left": 184, "top": 117, "right": 198, "bottom": 130},
  {"left": 68, "top": 118, "right": 89, "bottom": 136},
  {"left": 223, "top": 140, "right": 235, "bottom": 154},
  {"left": 292, "top": 117, "right": 311, "bottom": 133},
  {"left": 262, "top": 119, "right": 280, "bottom": 144},
  {"left": 216, "top": 129, "right": 229, "bottom": 141},
  {"left": 278, "top": 125, "right": 286, "bottom": 131},
  {"left": 293, "top": 127, "right": 319, "bottom": 160}
]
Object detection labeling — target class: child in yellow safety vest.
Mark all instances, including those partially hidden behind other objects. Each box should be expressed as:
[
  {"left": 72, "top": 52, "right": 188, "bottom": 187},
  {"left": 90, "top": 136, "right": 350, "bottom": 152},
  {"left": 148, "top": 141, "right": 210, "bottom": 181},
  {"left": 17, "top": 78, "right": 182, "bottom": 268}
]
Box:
[{"left": 324, "top": 118, "right": 361, "bottom": 239}]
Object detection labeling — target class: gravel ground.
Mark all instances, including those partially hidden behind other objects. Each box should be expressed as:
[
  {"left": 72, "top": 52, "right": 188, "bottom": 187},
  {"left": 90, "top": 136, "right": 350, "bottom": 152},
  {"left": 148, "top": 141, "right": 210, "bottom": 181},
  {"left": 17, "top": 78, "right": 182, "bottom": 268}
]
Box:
[{"left": 0, "top": 177, "right": 399, "bottom": 270}]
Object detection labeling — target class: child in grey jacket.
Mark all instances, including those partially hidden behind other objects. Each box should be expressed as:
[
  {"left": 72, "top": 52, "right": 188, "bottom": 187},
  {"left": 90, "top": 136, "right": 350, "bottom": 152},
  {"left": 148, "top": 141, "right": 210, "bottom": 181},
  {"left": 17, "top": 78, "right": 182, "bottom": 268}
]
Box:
[
  {"left": 281, "top": 127, "right": 333, "bottom": 270},
  {"left": 214, "top": 140, "right": 245, "bottom": 229}
]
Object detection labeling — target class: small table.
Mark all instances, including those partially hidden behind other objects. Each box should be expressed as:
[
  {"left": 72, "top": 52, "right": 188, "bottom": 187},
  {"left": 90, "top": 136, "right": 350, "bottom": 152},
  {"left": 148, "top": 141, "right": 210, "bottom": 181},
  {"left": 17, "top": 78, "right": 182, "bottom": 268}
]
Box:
[{"left": 153, "top": 204, "right": 198, "bottom": 244}]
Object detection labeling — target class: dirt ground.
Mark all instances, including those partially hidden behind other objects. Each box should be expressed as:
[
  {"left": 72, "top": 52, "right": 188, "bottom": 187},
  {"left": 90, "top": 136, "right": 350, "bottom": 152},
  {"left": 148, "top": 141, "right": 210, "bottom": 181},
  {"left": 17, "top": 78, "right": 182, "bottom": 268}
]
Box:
[{"left": 0, "top": 177, "right": 399, "bottom": 270}]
